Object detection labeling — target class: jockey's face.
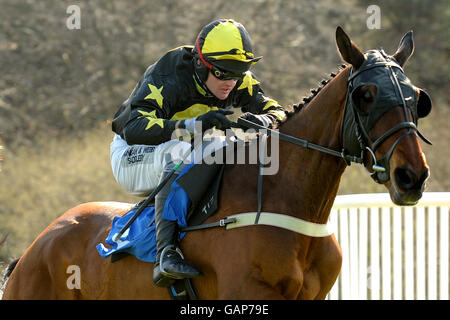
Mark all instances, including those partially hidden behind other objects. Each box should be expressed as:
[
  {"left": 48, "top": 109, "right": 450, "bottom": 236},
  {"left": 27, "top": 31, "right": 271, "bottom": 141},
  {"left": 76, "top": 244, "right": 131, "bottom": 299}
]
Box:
[{"left": 205, "top": 71, "right": 238, "bottom": 100}]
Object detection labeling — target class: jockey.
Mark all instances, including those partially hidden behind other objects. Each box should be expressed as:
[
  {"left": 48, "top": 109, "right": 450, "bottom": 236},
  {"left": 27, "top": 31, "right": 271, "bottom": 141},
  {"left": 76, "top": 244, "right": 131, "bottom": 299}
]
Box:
[{"left": 110, "top": 18, "right": 286, "bottom": 287}]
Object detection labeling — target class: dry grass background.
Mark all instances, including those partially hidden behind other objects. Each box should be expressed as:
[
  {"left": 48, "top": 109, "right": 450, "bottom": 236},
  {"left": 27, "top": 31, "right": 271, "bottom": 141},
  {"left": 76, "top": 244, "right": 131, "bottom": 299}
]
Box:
[{"left": 0, "top": 123, "right": 140, "bottom": 261}]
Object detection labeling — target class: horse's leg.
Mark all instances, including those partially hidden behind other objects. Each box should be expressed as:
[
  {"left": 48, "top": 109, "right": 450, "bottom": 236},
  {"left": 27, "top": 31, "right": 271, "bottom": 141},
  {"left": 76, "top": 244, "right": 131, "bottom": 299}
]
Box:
[
  {"left": 314, "top": 235, "right": 342, "bottom": 299},
  {"left": 190, "top": 229, "right": 341, "bottom": 300},
  {"left": 191, "top": 266, "right": 289, "bottom": 300},
  {"left": 217, "top": 276, "right": 289, "bottom": 300},
  {"left": 211, "top": 253, "right": 304, "bottom": 300},
  {"left": 297, "top": 235, "right": 342, "bottom": 300},
  {"left": 188, "top": 227, "right": 305, "bottom": 300}
]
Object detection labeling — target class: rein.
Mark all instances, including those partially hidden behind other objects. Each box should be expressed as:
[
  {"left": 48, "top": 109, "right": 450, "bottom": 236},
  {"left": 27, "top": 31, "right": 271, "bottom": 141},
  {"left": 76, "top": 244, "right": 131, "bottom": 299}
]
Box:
[
  {"left": 236, "top": 118, "right": 364, "bottom": 165},
  {"left": 181, "top": 121, "right": 338, "bottom": 238},
  {"left": 181, "top": 57, "right": 429, "bottom": 236}
]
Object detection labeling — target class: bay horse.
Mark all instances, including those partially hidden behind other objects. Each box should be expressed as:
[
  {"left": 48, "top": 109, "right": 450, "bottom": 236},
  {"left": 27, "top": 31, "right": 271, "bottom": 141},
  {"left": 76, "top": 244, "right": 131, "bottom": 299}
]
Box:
[{"left": 3, "top": 27, "right": 431, "bottom": 299}]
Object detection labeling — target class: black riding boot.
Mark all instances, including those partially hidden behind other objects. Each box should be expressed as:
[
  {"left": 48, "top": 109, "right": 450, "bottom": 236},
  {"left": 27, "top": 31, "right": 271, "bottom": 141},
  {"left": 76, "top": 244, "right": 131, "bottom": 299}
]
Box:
[{"left": 152, "top": 170, "right": 201, "bottom": 287}]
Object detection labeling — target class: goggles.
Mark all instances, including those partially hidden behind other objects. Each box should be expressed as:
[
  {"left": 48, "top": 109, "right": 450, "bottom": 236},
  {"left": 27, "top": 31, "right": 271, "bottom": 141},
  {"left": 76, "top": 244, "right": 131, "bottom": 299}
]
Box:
[{"left": 211, "top": 65, "right": 245, "bottom": 81}]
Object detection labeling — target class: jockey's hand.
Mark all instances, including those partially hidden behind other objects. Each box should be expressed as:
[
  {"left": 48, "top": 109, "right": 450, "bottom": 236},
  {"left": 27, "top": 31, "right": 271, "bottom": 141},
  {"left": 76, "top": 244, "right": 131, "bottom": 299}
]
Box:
[
  {"left": 196, "top": 109, "right": 237, "bottom": 132},
  {"left": 238, "top": 112, "right": 273, "bottom": 129}
]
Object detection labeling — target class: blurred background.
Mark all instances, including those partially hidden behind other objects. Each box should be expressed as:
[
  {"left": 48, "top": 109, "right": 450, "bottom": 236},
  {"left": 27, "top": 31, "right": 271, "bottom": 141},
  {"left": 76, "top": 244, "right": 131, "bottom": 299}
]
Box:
[{"left": 0, "top": 0, "right": 448, "bottom": 264}]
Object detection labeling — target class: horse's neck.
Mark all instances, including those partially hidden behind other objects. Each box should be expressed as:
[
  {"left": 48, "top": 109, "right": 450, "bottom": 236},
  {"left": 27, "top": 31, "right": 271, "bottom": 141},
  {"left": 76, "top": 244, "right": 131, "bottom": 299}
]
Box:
[{"left": 272, "top": 67, "right": 351, "bottom": 224}]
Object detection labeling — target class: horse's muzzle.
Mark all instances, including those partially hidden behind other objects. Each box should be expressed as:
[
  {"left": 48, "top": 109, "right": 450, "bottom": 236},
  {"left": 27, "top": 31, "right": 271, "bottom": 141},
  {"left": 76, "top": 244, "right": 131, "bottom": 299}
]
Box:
[{"left": 392, "top": 166, "right": 429, "bottom": 205}]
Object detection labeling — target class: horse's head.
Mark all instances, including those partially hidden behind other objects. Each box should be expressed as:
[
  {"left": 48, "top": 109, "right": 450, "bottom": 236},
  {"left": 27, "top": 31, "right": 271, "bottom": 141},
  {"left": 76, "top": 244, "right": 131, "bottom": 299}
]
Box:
[{"left": 336, "top": 27, "right": 432, "bottom": 205}]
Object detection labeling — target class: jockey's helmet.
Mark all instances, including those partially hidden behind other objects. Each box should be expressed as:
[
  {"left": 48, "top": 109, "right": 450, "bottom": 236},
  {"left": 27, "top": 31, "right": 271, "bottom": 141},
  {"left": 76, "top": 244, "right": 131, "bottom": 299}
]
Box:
[{"left": 193, "top": 19, "right": 262, "bottom": 82}]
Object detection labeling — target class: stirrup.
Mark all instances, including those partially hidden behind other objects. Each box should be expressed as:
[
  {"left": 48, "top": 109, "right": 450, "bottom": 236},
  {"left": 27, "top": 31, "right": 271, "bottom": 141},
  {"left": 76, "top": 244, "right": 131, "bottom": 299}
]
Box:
[{"left": 159, "top": 245, "right": 184, "bottom": 276}]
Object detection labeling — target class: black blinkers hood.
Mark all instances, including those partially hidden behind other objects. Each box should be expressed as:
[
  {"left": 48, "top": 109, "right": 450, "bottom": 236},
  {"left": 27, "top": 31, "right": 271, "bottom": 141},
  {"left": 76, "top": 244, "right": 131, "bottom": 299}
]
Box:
[{"left": 341, "top": 50, "right": 432, "bottom": 158}]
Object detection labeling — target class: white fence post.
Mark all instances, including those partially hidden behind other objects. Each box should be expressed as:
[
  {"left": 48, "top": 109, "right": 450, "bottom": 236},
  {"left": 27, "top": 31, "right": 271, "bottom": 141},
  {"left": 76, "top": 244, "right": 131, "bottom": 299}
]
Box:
[
  {"left": 416, "top": 206, "right": 426, "bottom": 299},
  {"left": 440, "top": 205, "right": 449, "bottom": 300},
  {"left": 369, "top": 206, "right": 380, "bottom": 299},
  {"left": 392, "top": 206, "right": 402, "bottom": 299},
  {"left": 404, "top": 206, "right": 414, "bottom": 299},
  {"left": 358, "top": 207, "right": 368, "bottom": 300}
]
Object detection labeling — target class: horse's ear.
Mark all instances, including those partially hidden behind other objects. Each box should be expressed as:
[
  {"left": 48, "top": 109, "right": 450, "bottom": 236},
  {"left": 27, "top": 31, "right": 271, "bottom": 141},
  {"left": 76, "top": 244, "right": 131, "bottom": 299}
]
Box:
[
  {"left": 392, "top": 31, "right": 414, "bottom": 67},
  {"left": 417, "top": 89, "right": 432, "bottom": 118},
  {"left": 335, "top": 26, "right": 365, "bottom": 70}
]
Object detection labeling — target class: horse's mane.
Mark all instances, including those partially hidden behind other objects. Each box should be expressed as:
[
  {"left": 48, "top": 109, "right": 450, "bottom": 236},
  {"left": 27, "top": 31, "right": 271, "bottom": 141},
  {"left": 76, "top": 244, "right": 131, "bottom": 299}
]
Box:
[{"left": 274, "top": 64, "right": 347, "bottom": 129}]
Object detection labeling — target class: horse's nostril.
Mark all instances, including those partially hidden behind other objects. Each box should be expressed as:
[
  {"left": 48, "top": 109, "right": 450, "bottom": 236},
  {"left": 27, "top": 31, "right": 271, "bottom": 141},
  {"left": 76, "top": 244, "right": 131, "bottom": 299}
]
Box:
[
  {"left": 395, "top": 167, "right": 418, "bottom": 190},
  {"left": 418, "top": 168, "right": 430, "bottom": 186}
]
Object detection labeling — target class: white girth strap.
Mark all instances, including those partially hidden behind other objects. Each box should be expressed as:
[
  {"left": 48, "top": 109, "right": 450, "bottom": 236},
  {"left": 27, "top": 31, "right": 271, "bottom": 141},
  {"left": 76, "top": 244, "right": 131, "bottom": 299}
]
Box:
[{"left": 225, "top": 212, "right": 334, "bottom": 237}]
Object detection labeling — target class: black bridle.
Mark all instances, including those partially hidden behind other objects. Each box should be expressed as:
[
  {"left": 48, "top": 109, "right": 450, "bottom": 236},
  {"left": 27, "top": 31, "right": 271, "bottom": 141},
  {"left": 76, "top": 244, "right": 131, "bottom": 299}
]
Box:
[{"left": 238, "top": 51, "right": 431, "bottom": 184}]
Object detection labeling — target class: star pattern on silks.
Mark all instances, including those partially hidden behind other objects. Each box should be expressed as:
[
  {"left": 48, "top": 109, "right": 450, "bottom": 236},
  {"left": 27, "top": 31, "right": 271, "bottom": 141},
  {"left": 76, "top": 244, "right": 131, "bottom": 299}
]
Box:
[
  {"left": 137, "top": 110, "right": 164, "bottom": 130},
  {"left": 237, "top": 72, "right": 260, "bottom": 96},
  {"left": 144, "top": 84, "right": 164, "bottom": 108}
]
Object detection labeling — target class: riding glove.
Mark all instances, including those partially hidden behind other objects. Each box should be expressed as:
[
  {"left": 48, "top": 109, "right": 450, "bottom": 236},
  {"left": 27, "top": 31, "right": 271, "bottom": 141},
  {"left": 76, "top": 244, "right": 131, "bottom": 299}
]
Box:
[
  {"left": 239, "top": 112, "right": 274, "bottom": 128},
  {"left": 184, "top": 109, "right": 236, "bottom": 133}
]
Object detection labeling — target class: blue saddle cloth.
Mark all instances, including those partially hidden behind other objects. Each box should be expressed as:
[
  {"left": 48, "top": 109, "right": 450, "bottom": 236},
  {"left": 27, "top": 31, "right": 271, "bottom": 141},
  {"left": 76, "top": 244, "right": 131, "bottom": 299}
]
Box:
[{"left": 96, "top": 164, "right": 194, "bottom": 263}]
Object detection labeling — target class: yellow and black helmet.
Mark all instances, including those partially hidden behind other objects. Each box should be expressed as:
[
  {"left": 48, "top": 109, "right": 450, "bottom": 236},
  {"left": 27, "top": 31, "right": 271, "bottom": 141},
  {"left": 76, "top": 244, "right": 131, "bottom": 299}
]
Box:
[{"left": 193, "top": 19, "right": 262, "bottom": 80}]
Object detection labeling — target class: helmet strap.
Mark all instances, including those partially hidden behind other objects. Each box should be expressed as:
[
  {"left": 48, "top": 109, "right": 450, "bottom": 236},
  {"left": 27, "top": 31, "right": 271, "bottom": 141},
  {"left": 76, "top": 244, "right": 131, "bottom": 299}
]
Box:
[
  {"left": 192, "top": 60, "right": 213, "bottom": 97},
  {"left": 196, "top": 34, "right": 213, "bottom": 69}
]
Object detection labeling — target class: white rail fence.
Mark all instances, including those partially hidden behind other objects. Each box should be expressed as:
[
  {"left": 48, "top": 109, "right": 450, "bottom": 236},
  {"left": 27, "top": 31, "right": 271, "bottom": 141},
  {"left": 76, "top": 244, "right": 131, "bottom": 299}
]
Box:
[{"left": 327, "top": 192, "right": 449, "bottom": 300}]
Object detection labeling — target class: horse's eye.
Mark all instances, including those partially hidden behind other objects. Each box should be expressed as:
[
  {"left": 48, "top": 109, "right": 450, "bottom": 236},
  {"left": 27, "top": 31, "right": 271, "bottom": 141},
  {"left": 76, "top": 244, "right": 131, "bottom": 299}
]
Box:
[{"left": 352, "top": 84, "right": 377, "bottom": 114}]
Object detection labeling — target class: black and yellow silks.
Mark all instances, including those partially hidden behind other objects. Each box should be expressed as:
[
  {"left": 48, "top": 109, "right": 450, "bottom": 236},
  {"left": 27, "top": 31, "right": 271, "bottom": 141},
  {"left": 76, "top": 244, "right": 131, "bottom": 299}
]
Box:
[{"left": 112, "top": 45, "right": 285, "bottom": 145}]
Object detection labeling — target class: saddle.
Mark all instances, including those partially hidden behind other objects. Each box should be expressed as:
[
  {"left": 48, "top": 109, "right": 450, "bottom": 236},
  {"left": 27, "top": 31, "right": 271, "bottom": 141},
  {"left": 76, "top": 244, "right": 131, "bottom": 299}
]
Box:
[
  {"left": 111, "top": 162, "right": 226, "bottom": 300},
  {"left": 107, "top": 138, "right": 262, "bottom": 299}
]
